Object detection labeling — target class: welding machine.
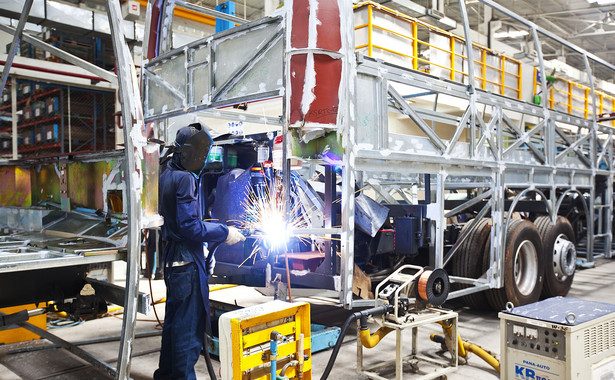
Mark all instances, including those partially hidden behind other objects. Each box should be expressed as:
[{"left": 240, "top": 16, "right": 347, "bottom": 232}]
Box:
[
  {"left": 499, "top": 297, "right": 615, "bottom": 380},
  {"left": 219, "top": 300, "right": 311, "bottom": 380}
]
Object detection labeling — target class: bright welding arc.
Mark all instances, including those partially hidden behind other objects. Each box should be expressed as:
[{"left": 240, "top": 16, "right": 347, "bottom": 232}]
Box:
[{"left": 237, "top": 175, "right": 311, "bottom": 266}]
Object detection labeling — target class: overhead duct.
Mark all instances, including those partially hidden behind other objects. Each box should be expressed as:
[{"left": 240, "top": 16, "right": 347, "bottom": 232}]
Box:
[
  {"left": 0, "top": 0, "right": 139, "bottom": 41},
  {"left": 370, "top": 0, "right": 457, "bottom": 30}
]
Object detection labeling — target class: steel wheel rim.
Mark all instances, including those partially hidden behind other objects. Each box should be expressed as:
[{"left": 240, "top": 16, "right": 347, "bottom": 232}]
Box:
[
  {"left": 553, "top": 233, "right": 576, "bottom": 280},
  {"left": 513, "top": 240, "right": 539, "bottom": 296}
]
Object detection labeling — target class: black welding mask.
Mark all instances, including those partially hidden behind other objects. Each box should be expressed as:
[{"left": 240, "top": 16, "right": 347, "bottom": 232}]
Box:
[{"left": 175, "top": 123, "right": 213, "bottom": 173}]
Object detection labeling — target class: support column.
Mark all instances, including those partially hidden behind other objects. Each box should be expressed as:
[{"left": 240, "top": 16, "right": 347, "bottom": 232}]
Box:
[
  {"left": 432, "top": 172, "right": 447, "bottom": 269},
  {"left": 106, "top": 0, "right": 147, "bottom": 378},
  {"left": 283, "top": 0, "right": 356, "bottom": 308},
  {"left": 479, "top": 6, "right": 493, "bottom": 40},
  {"left": 492, "top": 106, "right": 505, "bottom": 288},
  {"left": 11, "top": 77, "right": 17, "bottom": 160},
  {"left": 457, "top": 0, "right": 476, "bottom": 91},
  {"left": 583, "top": 53, "right": 607, "bottom": 258},
  {"left": 492, "top": 169, "right": 506, "bottom": 288},
  {"left": 458, "top": 0, "right": 477, "bottom": 158}
]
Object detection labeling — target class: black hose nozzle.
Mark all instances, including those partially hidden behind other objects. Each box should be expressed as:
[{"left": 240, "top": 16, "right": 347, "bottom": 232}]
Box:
[{"left": 320, "top": 305, "right": 394, "bottom": 380}]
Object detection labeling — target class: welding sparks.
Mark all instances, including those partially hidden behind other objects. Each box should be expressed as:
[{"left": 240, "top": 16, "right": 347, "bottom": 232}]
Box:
[{"left": 238, "top": 175, "right": 311, "bottom": 267}]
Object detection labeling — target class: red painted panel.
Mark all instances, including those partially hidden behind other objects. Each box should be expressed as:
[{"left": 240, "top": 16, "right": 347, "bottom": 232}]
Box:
[
  {"left": 291, "top": 0, "right": 310, "bottom": 49},
  {"left": 316, "top": 1, "right": 341, "bottom": 51},
  {"left": 289, "top": 54, "right": 307, "bottom": 124},
  {"left": 305, "top": 56, "right": 341, "bottom": 125},
  {"left": 289, "top": 0, "right": 343, "bottom": 127},
  {"left": 146, "top": 0, "right": 163, "bottom": 59}
]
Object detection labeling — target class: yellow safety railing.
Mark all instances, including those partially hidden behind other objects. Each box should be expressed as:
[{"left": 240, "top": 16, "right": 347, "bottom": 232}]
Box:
[
  {"left": 354, "top": 1, "right": 522, "bottom": 100},
  {"left": 533, "top": 68, "right": 615, "bottom": 127}
]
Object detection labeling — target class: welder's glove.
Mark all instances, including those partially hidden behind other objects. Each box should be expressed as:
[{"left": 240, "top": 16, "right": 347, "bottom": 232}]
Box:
[
  {"left": 206, "top": 254, "right": 216, "bottom": 276},
  {"left": 224, "top": 226, "right": 246, "bottom": 246},
  {"left": 204, "top": 244, "right": 215, "bottom": 276}
]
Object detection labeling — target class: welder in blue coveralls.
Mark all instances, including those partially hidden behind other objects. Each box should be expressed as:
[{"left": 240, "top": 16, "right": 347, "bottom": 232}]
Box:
[{"left": 154, "top": 123, "right": 245, "bottom": 380}]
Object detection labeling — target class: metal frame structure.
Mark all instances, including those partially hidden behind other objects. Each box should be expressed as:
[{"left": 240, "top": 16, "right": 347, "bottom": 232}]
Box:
[
  {"left": 1, "top": 0, "right": 614, "bottom": 378},
  {"left": 0, "top": 0, "right": 147, "bottom": 378},
  {"left": 143, "top": 0, "right": 615, "bottom": 311}
]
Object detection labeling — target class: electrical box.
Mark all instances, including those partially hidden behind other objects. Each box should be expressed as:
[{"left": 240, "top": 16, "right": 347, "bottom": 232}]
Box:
[
  {"left": 121, "top": 0, "right": 140, "bottom": 20},
  {"left": 500, "top": 297, "right": 615, "bottom": 380},
  {"left": 219, "top": 300, "right": 312, "bottom": 380}
]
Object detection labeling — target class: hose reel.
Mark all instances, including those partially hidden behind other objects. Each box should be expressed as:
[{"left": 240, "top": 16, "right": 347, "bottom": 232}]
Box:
[
  {"left": 375, "top": 265, "right": 450, "bottom": 324},
  {"left": 417, "top": 268, "right": 449, "bottom": 306},
  {"left": 321, "top": 265, "right": 453, "bottom": 379}
]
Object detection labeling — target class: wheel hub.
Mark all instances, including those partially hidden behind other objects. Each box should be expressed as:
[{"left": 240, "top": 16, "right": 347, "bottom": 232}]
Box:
[
  {"left": 553, "top": 234, "right": 576, "bottom": 279},
  {"left": 514, "top": 240, "right": 539, "bottom": 296}
]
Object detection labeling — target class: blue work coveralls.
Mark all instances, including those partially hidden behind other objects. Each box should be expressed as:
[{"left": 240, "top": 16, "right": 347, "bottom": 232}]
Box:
[{"left": 154, "top": 156, "right": 229, "bottom": 380}]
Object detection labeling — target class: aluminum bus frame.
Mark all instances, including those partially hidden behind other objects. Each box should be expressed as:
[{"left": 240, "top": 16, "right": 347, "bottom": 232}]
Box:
[{"left": 142, "top": 0, "right": 615, "bottom": 312}]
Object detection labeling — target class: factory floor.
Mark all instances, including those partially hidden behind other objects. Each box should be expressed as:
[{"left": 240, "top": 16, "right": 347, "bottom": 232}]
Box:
[{"left": 1, "top": 258, "right": 614, "bottom": 380}]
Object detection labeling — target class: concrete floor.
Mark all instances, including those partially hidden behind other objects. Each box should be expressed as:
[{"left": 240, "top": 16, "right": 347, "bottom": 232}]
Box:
[{"left": 1, "top": 258, "right": 614, "bottom": 379}]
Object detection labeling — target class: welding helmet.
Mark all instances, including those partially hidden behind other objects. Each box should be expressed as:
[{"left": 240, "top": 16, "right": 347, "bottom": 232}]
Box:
[{"left": 175, "top": 123, "right": 213, "bottom": 172}]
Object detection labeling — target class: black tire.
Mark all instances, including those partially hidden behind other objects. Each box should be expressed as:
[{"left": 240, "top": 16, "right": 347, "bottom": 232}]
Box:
[
  {"left": 535, "top": 216, "right": 576, "bottom": 298},
  {"left": 486, "top": 219, "right": 544, "bottom": 310},
  {"left": 451, "top": 218, "right": 491, "bottom": 309}
]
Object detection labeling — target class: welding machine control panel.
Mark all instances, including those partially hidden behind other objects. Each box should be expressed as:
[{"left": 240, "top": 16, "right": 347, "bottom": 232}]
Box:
[{"left": 505, "top": 321, "right": 566, "bottom": 361}]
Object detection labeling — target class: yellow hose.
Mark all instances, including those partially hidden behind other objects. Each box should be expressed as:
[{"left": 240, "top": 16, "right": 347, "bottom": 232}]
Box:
[
  {"left": 432, "top": 321, "right": 500, "bottom": 373},
  {"left": 464, "top": 341, "right": 500, "bottom": 373},
  {"left": 436, "top": 321, "right": 467, "bottom": 356},
  {"left": 359, "top": 327, "right": 394, "bottom": 348}
]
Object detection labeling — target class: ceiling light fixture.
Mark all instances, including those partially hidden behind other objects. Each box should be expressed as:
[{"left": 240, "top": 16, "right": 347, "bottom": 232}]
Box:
[
  {"left": 494, "top": 29, "right": 530, "bottom": 39},
  {"left": 587, "top": 0, "right": 615, "bottom": 5}
]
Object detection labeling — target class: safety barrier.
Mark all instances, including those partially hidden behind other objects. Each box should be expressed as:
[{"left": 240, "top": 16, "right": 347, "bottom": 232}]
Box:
[
  {"left": 354, "top": 1, "right": 522, "bottom": 100},
  {"left": 533, "top": 68, "right": 615, "bottom": 126}
]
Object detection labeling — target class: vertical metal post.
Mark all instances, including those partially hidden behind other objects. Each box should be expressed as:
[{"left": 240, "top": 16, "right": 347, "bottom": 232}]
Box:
[
  {"left": 60, "top": 89, "right": 65, "bottom": 153},
  {"left": 282, "top": 8, "right": 291, "bottom": 268},
  {"left": 457, "top": 0, "right": 477, "bottom": 157},
  {"left": 368, "top": 5, "right": 373, "bottom": 57},
  {"left": 319, "top": 166, "right": 336, "bottom": 276},
  {"left": 103, "top": 95, "right": 107, "bottom": 151},
  {"left": 68, "top": 86, "right": 72, "bottom": 153},
  {"left": 159, "top": 1, "right": 176, "bottom": 55},
  {"left": 583, "top": 54, "right": 609, "bottom": 258},
  {"left": 500, "top": 57, "right": 506, "bottom": 95},
  {"left": 396, "top": 330, "right": 402, "bottom": 380},
  {"left": 433, "top": 172, "right": 446, "bottom": 268},
  {"left": 10, "top": 78, "right": 17, "bottom": 159},
  {"left": 93, "top": 93, "right": 97, "bottom": 150},
  {"left": 457, "top": 0, "right": 475, "bottom": 91},
  {"left": 493, "top": 106, "right": 505, "bottom": 288},
  {"left": 530, "top": 27, "right": 560, "bottom": 250},
  {"left": 493, "top": 171, "right": 505, "bottom": 288},
  {"left": 0, "top": 0, "right": 34, "bottom": 96},
  {"left": 339, "top": 1, "right": 357, "bottom": 309},
  {"left": 531, "top": 28, "right": 553, "bottom": 166},
  {"left": 450, "top": 35, "right": 455, "bottom": 81},
  {"left": 106, "top": 0, "right": 146, "bottom": 378}
]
